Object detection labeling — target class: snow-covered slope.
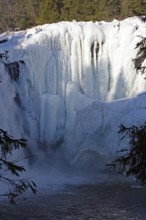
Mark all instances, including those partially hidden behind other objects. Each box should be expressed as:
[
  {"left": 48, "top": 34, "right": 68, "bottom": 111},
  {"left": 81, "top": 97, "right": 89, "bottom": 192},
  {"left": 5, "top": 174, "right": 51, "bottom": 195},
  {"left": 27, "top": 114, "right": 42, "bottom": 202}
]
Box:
[{"left": 0, "top": 17, "right": 146, "bottom": 167}]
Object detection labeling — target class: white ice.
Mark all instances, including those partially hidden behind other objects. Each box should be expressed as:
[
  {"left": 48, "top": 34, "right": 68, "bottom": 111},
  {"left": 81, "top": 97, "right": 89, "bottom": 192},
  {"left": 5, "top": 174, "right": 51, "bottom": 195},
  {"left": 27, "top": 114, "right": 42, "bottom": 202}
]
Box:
[{"left": 0, "top": 17, "right": 146, "bottom": 170}]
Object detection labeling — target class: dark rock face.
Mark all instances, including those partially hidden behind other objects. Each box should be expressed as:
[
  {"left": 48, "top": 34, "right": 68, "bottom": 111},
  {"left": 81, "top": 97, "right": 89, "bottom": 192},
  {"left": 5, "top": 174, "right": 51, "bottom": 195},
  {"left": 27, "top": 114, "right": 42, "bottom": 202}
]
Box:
[
  {"left": 134, "top": 37, "right": 146, "bottom": 73},
  {"left": 0, "top": 39, "right": 8, "bottom": 44},
  {"left": 5, "top": 62, "right": 19, "bottom": 81}
]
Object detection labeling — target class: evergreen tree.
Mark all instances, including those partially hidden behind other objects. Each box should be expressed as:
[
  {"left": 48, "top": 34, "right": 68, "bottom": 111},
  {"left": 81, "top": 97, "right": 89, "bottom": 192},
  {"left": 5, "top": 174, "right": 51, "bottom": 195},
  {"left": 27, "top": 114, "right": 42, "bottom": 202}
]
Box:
[
  {"left": 130, "top": 0, "right": 146, "bottom": 16},
  {"left": 107, "top": 123, "right": 146, "bottom": 185},
  {"left": 120, "top": 0, "right": 132, "bottom": 18},
  {"left": 0, "top": 129, "right": 37, "bottom": 203},
  {"left": 39, "top": 0, "right": 64, "bottom": 24},
  {"left": 105, "top": 0, "right": 121, "bottom": 19},
  {"left": 0, "top": 0, "right": 145, "bottom": 33}
]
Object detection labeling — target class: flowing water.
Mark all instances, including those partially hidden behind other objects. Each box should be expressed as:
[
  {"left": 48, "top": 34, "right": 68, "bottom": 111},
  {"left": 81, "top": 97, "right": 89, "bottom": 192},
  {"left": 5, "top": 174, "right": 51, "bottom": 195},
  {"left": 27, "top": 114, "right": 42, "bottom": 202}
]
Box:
[{"left": 0, "top": 183, "right": 146, "bottom": 220}]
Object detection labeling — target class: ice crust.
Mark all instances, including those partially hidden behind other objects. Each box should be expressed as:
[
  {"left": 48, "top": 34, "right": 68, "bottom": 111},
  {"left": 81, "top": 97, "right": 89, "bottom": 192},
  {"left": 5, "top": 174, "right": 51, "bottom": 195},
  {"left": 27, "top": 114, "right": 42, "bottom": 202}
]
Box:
[{"left": 0, "top": 17, "right": 146, "bottom": 165}]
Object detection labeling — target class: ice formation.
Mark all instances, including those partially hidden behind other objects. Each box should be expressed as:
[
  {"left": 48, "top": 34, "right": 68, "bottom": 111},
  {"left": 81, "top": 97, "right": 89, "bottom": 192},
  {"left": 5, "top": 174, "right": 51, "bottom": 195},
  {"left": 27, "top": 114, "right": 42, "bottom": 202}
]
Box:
[{"left": 0, "top": 17, "right": 146, "bottom": 168}]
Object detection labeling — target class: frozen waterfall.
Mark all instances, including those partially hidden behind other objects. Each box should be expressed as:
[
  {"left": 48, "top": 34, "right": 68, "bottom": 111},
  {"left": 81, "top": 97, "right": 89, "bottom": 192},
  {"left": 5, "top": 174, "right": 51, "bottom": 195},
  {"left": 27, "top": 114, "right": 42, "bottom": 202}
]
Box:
[{"left": 0, "top": 17, "right": 146, "bottom": 167}]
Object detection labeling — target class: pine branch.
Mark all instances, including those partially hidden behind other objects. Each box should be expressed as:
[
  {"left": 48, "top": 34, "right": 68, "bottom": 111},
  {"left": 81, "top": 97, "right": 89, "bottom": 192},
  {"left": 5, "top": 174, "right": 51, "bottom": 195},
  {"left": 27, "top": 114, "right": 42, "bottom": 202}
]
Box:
[
  {"left": 0, "top": 129, "right": 37, "bottom": 203},
  {"left": 107, "top": 122, "right": 146, "bottom": 185}
]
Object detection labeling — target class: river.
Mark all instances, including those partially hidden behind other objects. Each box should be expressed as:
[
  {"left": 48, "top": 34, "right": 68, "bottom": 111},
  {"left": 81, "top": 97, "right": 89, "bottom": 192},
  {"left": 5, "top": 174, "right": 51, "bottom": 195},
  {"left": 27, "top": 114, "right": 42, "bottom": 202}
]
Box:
[{"left": 0, "top": 183, "right": 146, "bottom": 220}]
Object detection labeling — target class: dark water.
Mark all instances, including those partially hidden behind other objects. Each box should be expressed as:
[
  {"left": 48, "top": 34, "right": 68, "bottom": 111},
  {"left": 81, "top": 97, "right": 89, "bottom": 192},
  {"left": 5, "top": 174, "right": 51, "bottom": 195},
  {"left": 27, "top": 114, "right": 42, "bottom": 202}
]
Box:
[{"left": 0, "top": 183, "right": 146, "bottom": 220}]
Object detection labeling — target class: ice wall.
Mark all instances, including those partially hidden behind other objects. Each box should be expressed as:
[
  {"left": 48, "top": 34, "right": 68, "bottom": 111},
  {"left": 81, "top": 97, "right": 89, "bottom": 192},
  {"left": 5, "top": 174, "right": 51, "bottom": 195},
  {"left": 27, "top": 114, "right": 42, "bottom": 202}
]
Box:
[{"left": 0, "top": 17, "right": 146, "bottom": 165}]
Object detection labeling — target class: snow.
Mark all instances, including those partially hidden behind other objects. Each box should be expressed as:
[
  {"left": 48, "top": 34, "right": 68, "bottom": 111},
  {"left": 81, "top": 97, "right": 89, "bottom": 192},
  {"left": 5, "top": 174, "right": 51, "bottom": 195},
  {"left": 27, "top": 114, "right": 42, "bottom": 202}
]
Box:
[{"left": 0, "top": 17, "right": 146, "bottom": 170}]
